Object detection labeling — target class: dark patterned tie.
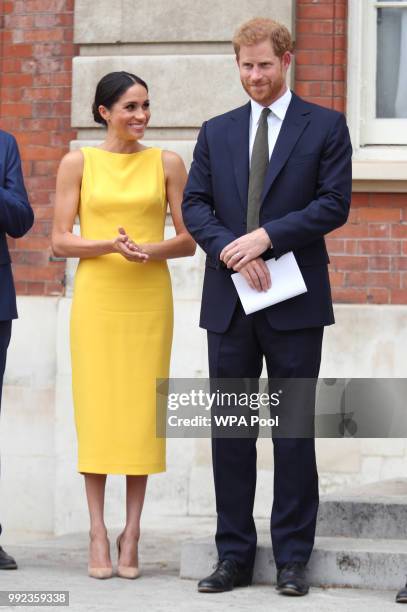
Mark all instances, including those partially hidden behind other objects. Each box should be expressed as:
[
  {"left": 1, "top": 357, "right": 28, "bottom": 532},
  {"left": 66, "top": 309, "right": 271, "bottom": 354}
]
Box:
[{"left": 247, "top": 107, "right": 271, "bottom": 232}]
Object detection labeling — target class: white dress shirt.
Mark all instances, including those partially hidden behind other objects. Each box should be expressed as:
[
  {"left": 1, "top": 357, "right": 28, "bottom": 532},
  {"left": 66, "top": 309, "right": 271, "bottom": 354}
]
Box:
[{"left": 249, "top": 88, "right": 292, "bottom": 166}]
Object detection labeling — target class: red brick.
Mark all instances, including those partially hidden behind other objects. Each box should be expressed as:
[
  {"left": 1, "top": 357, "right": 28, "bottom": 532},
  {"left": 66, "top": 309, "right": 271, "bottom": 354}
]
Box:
[
  {"left": 23, "top": 87, "right": 66, "bottom": 101},
  {"left": 332, "top": 98, "right": 345, "bottom": 112},
  {"left": 20, "top": 117, "right": 59, "bottom": 131},
  {"left": 321, "top": 82, "right": 334, "bottom": 97},
  {"left": 296, "top": 34, "right": 334, "bottom": 50},
  {"left": 391, "top": 290, "right": 407, "bottom": 305},
  {"left": 359, "top": 240, "right": 401, "bottom": 256},
  {"left": 14, "top": 281, "right": 28, "bottom": 295},
  {"left": 16, "top": 235, "right": 52, "bottom": 251},
  {"left": 354, "top": 208, "right": 401, "bottom": 222},
  {"left": 391, "top": 257, "right": 407, "bottom": 272},
  {"left": 368, "top": 224, "right": 390, "bottom": 238},
  {"left": 2, "top": 73, "right": 33, "bottom": 87},
  {"left": 34, "top": 14, "right": 59, "bottom": 28},
  {"left": 0, "top": 117, "right": 21, "bottom": 131},
  {"left": 3, "top": 1, "right": 14, "bottom": 13},
  {"left": 335, "top": 21, "right": 346, "bottom": 35},
  {"left": 1, "top": 43, "right": 33, "bottom": 57},
  {"left": 367, "top": 288, "right": 390, "bottom": 304},
  {"left": 334, "top": 4, "right": 347, "bottom": 19},
  {"left": 369, "top": 257, "right": 390, "bottom": 271},
  {"left": 32, "top": 160, "right": 59, "bottom": 176},
  {"left": 296, "top": 65, "right": 333, "bottom": 81},
  {"left": 326, "top": 238, "right": 344, "bottom": 253},
  {"left": 33, "top": 74, "right": 52, "bottom": 86},
  {"left": 331, "top": 224, "right": 369, "bottom": 239},
  {"left": 330, "top": 255, "right": 369, "bottom": 271},
  {"left": 23, "top": 29, "right": 65, "bottom": 43},
  {"left": 13, "top": 264, "right": 60, "bottom": 282},
  {"left": 30, "top": 206, "right": 54, "bottom": 220},
  {"left": 391, "top": 224, "right": 407, "bottom": 239},
  {"left": 328, "top": 271, "right": 344, "bottom": 286},
  {"left": 0, "top": 88, "right": 23, "bottom": 102},
  {"left": 370, "top": 193, "right": 407, "bottom": 207},
  {"left": 296, "top": 21, "right": 334, "bottom": 35},
  {"left": 333, "top": 81, "right": 345, "bottom": 97},
  {"left": 0, "top": 103, "right": 32, "bottom": 117},
  {"left": 25, "top": 282, "right": 46, "bottom": 295},
  {"left": 50, "top": 72, "right": 71, "bottom": 86},
  {"left": 302, "top": 96, "right": 333, "bottom": 108},
  {"left": 297, "top": 5, "right": 335, "bottom": 19},
  {"left": 332, "top": 288, "right": 367, "bottom": 304},
  {"left": 345, "top": 240, "right": 358, "bottom": 254},
  {"left": 333, "top": 66, "right": 345, "bottom": 80},
  {"left": 16, "top": 132, "right": 51, "bottom": 146},
  {"left": 22, "top": 0, "right": 66, "bottom": 11},
  {"left": 295, "top": 50, "right": 333, "bottom": 65},
  {"left": 296, "top": 82, "right": 323, "bottom": 97},
  {"left": 4, "top": 15, "right": 35, "bottom": 29},
  {"left": 2, "top": 58, "right": 22, "bottom": 72},
  {"left": 346, "top": 272, "right": 400, "bottom": 290},
  {"left": 351, "top": 193, "right": 370, "bottom": 206}
]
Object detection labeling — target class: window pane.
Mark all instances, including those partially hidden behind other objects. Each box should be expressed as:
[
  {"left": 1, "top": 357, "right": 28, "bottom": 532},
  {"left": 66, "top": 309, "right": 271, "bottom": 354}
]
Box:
[{"left": 376, "top": 7, "right": 407, "bottom": 118}]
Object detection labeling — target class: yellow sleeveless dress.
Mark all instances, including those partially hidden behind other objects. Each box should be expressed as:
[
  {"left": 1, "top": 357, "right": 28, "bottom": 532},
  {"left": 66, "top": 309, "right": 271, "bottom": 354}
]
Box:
[{"left": 70, "top": 147, "right": 173, "bottom": 475}]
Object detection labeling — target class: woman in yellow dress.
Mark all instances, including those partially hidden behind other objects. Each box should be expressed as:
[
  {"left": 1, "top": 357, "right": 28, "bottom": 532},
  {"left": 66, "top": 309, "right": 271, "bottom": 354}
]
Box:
[{"left": 52, "top": 72, "right": 195, "bottom": 579}]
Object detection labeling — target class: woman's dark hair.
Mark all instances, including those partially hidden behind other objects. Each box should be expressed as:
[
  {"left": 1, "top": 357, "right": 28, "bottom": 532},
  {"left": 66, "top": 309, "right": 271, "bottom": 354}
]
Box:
[{"left": 92, "top": 71, "right": 149, "bottom": 126}]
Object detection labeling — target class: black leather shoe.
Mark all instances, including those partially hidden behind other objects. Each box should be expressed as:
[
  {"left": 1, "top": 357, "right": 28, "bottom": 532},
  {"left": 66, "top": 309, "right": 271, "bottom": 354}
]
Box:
[
  {"left": 197, "top": 559, "right": 252, "bottom": 593},
  {"left": 276, "top": 561, "right": 309, "bottom": 596},
  {"left": 0, "top": 546, "right": 17, "bottom": 570},
  {"left": 396, "top": 584, "right": 407, "bottom": 603}
]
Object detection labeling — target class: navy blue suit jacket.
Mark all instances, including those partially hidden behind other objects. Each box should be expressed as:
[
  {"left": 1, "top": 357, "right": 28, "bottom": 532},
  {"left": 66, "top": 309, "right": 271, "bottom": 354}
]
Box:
[
  {"left": 0, "top": 130, "right": 34, "bottom": 321},
  {"left": 182, "top": 92, "right": 352, "bottom": 333}
]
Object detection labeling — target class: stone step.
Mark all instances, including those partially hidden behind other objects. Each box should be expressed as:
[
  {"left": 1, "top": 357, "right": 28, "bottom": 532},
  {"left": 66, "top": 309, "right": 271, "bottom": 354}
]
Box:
[
  {"left": 317, "top": 479, "right": 407, "bottom": 539},
  {"left": 180, "top": 535, "right": 407, "bottom": 590}
]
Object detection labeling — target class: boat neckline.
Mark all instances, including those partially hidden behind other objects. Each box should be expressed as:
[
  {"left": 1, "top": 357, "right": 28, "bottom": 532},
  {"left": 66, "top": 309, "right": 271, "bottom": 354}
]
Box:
[{"left": 85, "top": 146, "right": 155, "bottom": 155}]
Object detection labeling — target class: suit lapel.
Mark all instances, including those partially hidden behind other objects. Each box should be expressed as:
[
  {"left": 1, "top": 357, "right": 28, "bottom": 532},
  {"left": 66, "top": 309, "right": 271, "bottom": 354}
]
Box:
[
  {"left": 261, "top": 93, "right": 311, "bottom": 202},
  {"left": 227, "top": 102, "right": 251, "bottom": 210}
]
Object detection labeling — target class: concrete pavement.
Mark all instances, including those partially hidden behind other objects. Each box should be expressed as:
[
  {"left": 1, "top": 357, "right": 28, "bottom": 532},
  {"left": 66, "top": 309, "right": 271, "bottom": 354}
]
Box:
[{"left": 0, "top": 517, "right": 402, "bottom": 611}]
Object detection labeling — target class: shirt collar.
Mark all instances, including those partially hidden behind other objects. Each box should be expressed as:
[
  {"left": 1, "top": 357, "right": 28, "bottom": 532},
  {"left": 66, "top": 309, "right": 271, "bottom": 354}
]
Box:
[{"left": 250, "top": 88, "right": 292, "bottom": 124}]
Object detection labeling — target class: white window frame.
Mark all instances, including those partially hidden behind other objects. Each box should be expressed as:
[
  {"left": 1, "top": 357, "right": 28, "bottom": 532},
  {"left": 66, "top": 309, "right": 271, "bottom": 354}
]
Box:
[{"left": 348, "top": 0, "right": 407, "bottom": 147}]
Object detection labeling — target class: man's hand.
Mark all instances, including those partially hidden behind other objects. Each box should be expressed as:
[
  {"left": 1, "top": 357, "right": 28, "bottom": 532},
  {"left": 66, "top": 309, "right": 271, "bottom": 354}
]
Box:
[
  {"left": 239, "top": 257, "right": 271, "bottom": 292},
  {"left": 220, "top": 228, "right": 271, "bottom": 270}
]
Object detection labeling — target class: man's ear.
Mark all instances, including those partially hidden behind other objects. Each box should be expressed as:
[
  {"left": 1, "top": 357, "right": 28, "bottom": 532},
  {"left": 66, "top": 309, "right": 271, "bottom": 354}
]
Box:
[{"left": 282, "top": 51, "right": 292, "bottom": 70}]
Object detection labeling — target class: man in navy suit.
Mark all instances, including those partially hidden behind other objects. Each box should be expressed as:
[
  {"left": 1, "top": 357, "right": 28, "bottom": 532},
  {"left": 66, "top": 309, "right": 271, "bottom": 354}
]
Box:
[
  {"left": 182, "top": 18, "right": 352, "bottom": 595},
  {"left": 0, "top": 129, "right": 34, "bottom": 569}
]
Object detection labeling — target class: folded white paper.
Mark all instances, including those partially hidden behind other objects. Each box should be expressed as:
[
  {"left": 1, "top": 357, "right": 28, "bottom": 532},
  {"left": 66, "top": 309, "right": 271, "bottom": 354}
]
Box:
[{"left": 231, "top": 251, "right": 307, "bottom": 315}]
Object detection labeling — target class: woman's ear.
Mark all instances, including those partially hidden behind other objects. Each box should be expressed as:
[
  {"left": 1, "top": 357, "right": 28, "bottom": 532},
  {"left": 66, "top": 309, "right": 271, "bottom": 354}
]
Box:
[{"left": 98, "top": 105, "right": 110, "bottom": 123}]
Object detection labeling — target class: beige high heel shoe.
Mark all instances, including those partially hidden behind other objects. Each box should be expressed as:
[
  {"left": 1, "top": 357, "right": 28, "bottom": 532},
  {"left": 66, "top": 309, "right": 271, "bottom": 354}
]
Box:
[
  {"left": 88, "top": 533, "right": 113, "bottom": 579},
  {"left": 116, "top": 533, "right": 140, "bottom": 579}
]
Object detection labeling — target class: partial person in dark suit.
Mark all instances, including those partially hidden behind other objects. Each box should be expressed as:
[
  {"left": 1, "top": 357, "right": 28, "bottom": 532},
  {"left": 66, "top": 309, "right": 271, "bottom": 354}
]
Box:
[
  {"left": 182, "top": 18, "right": 352, "bottom": 596},
  {"left": 0, "top": 129, "right": 34, "bottom": 569}
]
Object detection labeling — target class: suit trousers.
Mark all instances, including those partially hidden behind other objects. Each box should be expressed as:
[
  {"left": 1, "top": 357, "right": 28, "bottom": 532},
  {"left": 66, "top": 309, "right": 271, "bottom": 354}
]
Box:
[
  {"left": 0, "top": 320, "right": 12, "bottom": 536},
  {"left": 207, "top": 303, "right": 323, "bottom": 570},
  {"left": 0, "top": 320, "right": 11, "bottom": 412}
]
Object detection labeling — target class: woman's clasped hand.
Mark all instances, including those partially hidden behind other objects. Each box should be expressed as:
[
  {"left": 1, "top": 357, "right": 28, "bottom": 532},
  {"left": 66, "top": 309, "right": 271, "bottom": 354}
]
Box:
[{"left": 113, "top": 226, "right": 149, "bottom": 263}]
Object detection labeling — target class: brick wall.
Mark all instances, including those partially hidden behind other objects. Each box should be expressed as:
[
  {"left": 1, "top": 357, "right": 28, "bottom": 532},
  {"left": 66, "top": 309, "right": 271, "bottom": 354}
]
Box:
[
  {"left": 295, "top": 0, "right": 407, "bottom": 304},
  {"left": 0, "top": 0, "right": 76, "bottom": 296},
  {"left": 1, "top": 0, "right": 406, "bottom": 304}
]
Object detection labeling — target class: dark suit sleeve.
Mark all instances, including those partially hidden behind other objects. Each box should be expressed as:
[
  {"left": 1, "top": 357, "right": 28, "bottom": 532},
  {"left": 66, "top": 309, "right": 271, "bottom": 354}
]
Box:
[
  {"left": 0, "top": 135, "right": 34, "bottom": 238},
  {"left": 182, "top": 122, "right": 236, "bottom": 265},
  {"left": 262, "top": 113, "right": 352, "bottom": 257}
]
